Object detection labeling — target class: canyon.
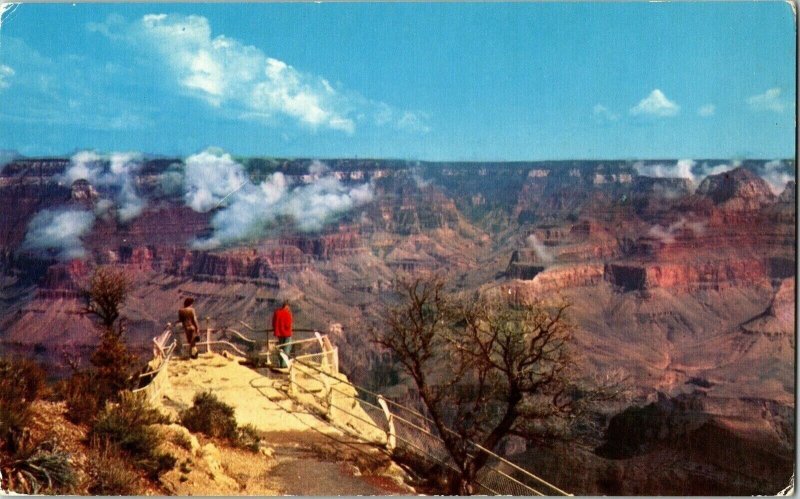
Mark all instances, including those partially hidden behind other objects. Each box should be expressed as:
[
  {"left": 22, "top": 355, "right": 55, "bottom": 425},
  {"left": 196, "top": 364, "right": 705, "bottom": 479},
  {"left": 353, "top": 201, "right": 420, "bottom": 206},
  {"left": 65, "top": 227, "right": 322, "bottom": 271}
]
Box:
[{"left": 0, "top": 155, "right": 795, "bottom": 494}]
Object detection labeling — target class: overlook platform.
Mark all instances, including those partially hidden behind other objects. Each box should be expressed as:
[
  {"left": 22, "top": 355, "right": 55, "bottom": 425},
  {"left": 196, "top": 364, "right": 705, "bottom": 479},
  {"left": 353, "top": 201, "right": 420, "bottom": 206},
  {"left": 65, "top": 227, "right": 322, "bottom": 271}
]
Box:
[
  {"left": 152, "top": 352, "right": 417, "bottom": 495},
  {"left": 132, "top": 326, "right": 571, "bottom": 496}
]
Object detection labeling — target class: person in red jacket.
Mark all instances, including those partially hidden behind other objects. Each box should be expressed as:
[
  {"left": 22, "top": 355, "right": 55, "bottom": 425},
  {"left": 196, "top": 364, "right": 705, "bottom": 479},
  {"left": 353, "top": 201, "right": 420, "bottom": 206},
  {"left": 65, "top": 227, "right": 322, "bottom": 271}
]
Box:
[{"left": 272, "top": 301, "right": 293, "bottom": 368}]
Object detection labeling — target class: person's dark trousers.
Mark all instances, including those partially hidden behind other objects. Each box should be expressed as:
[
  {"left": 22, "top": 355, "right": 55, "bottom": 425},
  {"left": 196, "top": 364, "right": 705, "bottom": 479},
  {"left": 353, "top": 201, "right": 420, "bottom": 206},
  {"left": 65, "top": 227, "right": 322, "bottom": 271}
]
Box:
[{"left": 277, "top": 337, "right": 292, "bottom": 368}]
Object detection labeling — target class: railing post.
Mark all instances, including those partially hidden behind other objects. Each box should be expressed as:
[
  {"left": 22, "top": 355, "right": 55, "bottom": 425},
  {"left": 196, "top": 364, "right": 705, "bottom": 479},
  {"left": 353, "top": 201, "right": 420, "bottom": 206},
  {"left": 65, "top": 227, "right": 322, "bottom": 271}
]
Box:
[
  {"left": 320, "top": 370, "right": 332, "bottom": 418},
  {"left": 314, "top": 331, "right": 325, "bottom": 350},
  {"left": 205, "top": 316, "right": 213, "bottom": 354},
  {"left": 332, "top": 347, "right": 339, "bottom": 375},
  {"left": 315, "top": 332, "right": 330, "bottom": 372},
  {"left": 155, "top": 323, "right": 170, "bottom": 359},
  {"left": 281, "top": 352, "right": 296, "bottom": 397},
  {"left": 377, "top": 395, "right": 396, "bottom": 451}
]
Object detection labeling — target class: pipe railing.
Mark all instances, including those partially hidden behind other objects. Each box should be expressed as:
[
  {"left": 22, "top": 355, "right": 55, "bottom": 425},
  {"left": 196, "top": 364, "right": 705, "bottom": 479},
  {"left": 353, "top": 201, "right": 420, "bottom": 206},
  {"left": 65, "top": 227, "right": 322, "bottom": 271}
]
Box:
[
  {"left": 173, "top": 318, "right": 333, "bottom": 368},
  {"left": 284, "top": 352, "right": 570, "bottom": 496},
  {"left": 132, "top": 326, "right": 176, "bottom": 397},
  {"left": 131, "top": 320, "right": 569, "bottom": 496}
]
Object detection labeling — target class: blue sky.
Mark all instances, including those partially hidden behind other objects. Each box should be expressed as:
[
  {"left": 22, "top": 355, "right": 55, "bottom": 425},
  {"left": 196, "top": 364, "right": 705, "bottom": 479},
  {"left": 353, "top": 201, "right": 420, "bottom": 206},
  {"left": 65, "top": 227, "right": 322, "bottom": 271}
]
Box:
[{"left": 0, "top": 2, "right": 795, "bottom": 160}]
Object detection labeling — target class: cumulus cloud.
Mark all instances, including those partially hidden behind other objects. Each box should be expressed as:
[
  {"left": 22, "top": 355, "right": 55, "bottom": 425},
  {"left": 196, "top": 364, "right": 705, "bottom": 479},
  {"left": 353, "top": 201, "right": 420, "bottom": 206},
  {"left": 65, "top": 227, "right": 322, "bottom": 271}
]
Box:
[
  {"left": 747, "top": 88, "right": 786, "bottom": 113},
  {"left": 630, "top": 89, "right": 680, "bottom": 117},
  {"left": 158, "top": 163, "right": 185, "bottom": 196},
  {"left": 183, "top": 148, "right": 250, "bottom": 212},
  {"left": 648, "top": 218, "right": 706, "bottom": 245},
  {"left": 126, "top": 13, "right": 352, "bottom": 132},
  {"left": 526, "top": 234, "right": 554, "bottom": 264},
  {"left": 592, "top": 104, "right": 619, "bottom": 123},
  {"left": 760, "top": 160, "right": 795, "bottom": 195},
  {"left": 60, "top": 151, "right": 146, "bottom": 222},
  {"left": 180, "top": 148, "right": 374, "bottom": 248},
  {"left": 634, "top": 159, "right": 696, "bottom": 181},
  {"left": 0, "top": 64, "right": 14, "bottom": 90},
  {"left": 633, "top": 159, "right": 745, "bottom": 188},
  {"left": 22, "top": 209, "right": 95, "bottom": 260},
  {"left": 697, "top": 104, "right": 715, "bottom": 117},
  {"left": 86, "top": 13, "right": 429, "bottom": 135},
  {"left": 698, "top": 161, "right": 737, "bottom": 179}
]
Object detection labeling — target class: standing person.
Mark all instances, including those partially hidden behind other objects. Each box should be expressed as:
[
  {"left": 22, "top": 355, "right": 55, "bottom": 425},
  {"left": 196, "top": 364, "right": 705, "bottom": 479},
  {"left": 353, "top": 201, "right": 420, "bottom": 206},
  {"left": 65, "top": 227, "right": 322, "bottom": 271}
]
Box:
[
  {"left": 178, "top": 297, "right": 201, "bottom": 359},
  {"left": 272, "top": 301, "right": 293, "bottom": 368}
]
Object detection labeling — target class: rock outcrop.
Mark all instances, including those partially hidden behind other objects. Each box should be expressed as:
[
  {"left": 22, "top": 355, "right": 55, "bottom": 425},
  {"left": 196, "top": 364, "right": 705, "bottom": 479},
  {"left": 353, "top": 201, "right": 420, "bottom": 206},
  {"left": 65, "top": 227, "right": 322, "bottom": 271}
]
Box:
[{"left": 696, "top": 167, "right": 775, "bottom": 209}]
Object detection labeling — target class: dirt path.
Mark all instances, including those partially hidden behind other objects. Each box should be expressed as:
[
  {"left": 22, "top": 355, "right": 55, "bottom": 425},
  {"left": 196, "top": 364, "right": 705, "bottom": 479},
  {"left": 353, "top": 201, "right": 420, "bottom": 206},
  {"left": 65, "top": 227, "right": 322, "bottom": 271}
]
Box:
[{"left": 264, "top": 430, "right": 407, "bottom": 495}]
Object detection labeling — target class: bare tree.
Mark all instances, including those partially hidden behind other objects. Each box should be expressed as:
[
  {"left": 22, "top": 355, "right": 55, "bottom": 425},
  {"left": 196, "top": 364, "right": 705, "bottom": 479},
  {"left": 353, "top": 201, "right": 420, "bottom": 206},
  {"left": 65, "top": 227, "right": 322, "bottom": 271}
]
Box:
[
  {"left": 65, "top": 266, "right": 138, "bottom": 422},
  {"left": 84, "top": 266, "right": 130, "bottom": 330},
  {"left": 374, "top": 275, "right": 624, "bottom": 494}
]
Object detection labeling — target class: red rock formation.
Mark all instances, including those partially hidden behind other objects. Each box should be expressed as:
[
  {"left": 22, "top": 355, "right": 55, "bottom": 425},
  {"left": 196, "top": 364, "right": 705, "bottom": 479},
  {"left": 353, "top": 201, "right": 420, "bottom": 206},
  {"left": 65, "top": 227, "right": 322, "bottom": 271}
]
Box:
[
  {"left": 279, "top": 229, "right": 366, "bottom": 260},
  {"left": 742, "top": 277, "right": 795, "bottom": 336},
  {"left": 504, "top": 264, "right": 606, "bottom": 298},
  {"left": 696, "top": 167, "right": 775, "bottom": 210}
]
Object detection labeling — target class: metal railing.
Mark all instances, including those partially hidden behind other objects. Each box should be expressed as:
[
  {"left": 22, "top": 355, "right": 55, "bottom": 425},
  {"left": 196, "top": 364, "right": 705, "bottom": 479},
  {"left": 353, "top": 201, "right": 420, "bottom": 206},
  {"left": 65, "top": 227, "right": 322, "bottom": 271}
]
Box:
[
  {"left": 132, "top": 326, "right": 177, "bottom": 402},
  {"left": 170, "top": 317, "right": 329, "bottom": 364},
  {"left": 130, "top": 320, "right": 570, "bottom": 496},
  {"left": 282, "top": 350, "right": 570, "bottom": 496}
]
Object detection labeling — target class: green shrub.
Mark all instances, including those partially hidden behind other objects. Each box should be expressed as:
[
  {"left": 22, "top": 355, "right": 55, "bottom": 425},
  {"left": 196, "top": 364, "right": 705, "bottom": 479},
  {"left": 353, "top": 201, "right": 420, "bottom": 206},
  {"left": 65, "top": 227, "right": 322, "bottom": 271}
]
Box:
[
  {"left": 0, "top": 357, "right": 45, "bottom": 403},
  {"left": 90, "top": 328, "right": 138, "bottom": 397},
  {"left": 0, "top": 404, "right": 33, "bottom": 456},
  {"left": 63, "top": 372, "right": 101, "bottom": 425},
  {"left": 236, "top": 424, "right": 263, "bottom": 452},
  {"left": 0, "top": 357, "right": 46, "bottom": 453},
  {"left": 180, "top": 393, "right": 263, "bottom": 452},
  {"left": 64, "top": 329, "right": 141, "bottom": 425},
  {"left": 180, "top": 391, "right": 238, "bottom": 440},
  {"left": 171, "top": 431, "right": 193, "bottom": 451},
  {"left": 87, "top": 438, "right": 143, "bottom": 496},
  {"left": 89, "top": 392, "right": 174, "bottom": 480}
]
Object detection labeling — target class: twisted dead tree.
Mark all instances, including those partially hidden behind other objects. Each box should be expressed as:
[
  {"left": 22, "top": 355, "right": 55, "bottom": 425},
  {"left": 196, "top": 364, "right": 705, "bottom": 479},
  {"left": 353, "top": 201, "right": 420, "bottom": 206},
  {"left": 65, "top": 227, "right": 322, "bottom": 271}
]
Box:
[{"left": 375, "top": 276, "right": 625, "bottom": 494}]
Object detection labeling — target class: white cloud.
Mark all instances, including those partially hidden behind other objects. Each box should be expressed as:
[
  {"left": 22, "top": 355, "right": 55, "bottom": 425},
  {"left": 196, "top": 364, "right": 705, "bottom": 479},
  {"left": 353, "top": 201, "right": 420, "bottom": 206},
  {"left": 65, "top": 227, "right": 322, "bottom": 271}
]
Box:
[
  {"left": 526, "top": 234, "right": 554, "bottom": 264},
  {"left": 697, "top": 104, "right": 715, "bottom": 117},
  {"left": 180, "top": 148, "right": 374, "bottom": 248},
  {"left": 22, "top": 209, "right": 95, "bottom": 260},
  {"left": 761, "top": 159, "right": 794, "bottom": 194},
  {"left": 634, "top": 159, "right": 696, "bottom": 181},
  {"left": 86, "top": 13, "right": 127, "bottom": 40},
  {"left": 630, "top": 89, "right": 680, "bottom": 117},
  {"left": 633, "top": 159, "right": 742, "bottom": 191},
  {"left": 0, "top": 64, "right": 14, "bottom": 89},
  {"left": 183, "top": 148, "right": 250, "bottom": 212},
  {"left": 747, "top": 87, "right": 786, "bottom": 113},
  {"left": 397, "top": 111, "right": 431, "bottom": 133},
  {"left": 84, "top": 13, "right": 429, "bottom": 135},
  {"left": 592, "top": 104, "right": 619, "bottom": 123},
  {"left": 648, "top": 217, "right": 706, "bottom": 245},
  {"left": 60, "top": 151, "right": 146, "bottom": 222},
  {"left": 703, "top": 163, "right": 734, "bottom": 177},
  {"left": 132, "top": 13, "right": 354, "bottom": 131}
]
